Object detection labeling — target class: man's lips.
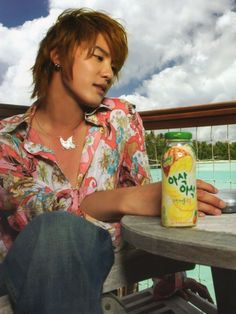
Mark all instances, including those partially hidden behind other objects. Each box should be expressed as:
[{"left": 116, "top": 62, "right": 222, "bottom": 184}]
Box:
[{"left": 93, "top": 84, "right": 107, "bottom": 94}]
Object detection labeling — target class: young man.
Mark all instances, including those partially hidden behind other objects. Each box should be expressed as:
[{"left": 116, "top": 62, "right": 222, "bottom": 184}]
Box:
[{"left": 0, "top": 8, "right": 225, "bottom": 313}]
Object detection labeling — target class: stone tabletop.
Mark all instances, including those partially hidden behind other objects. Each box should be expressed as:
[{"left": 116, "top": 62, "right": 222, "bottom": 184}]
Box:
[{"left": 121, "top": 214, "right": 236, "bottom": 270}]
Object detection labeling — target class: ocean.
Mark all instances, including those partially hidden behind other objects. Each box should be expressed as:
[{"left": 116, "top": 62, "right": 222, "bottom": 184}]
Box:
[{"left": 150, "top": 160, "right": 236, "bottom": 189}]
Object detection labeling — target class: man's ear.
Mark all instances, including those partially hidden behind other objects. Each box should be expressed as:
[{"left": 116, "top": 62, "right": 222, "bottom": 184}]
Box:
[{"left": 50, "top": 49, "right": 60, "bottom": 65}]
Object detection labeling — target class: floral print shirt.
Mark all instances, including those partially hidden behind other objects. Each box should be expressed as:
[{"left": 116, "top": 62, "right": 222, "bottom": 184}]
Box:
[{"left": 0, "top": 98, "right": 151, "bottom": 262}]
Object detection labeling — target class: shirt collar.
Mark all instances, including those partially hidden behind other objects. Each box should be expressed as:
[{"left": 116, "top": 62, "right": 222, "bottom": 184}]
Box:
[
  {"left": 0, "top": 98, "right": 115, "bottom": 133},
  {"left": 84, "top": 97, "right": 114, "bottom": 127},
  {"left": 0, "top": 104, "right": 36, "bottom": 134},
  {"left": 0, "top": 97, "right": 116, "bottom": 134}
]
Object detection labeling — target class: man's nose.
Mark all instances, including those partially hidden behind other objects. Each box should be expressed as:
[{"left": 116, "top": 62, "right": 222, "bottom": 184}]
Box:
[{"left": 101, "top": 62, "right": 114, "bottom": 82}]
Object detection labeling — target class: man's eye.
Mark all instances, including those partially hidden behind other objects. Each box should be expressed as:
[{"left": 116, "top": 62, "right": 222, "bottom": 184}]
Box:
[{"left": 94, "top": 54, "right": 103, "bottom": 62}]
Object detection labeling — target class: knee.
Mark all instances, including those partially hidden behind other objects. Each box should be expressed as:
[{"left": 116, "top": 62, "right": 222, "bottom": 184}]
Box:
[
  {"left": 4, "top": 211, "right": 114, "bottom": 291},
  {"left": 31, "top": 211, "right": 110, "bottom": 245},
  {"left": 23, "top": 211, "right": 113, "bottom": 260}
]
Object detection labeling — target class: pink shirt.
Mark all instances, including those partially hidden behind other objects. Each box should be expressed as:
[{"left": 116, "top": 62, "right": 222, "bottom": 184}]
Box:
[{"left": 0, "top": 98, "right": 151, "bottom": 261}]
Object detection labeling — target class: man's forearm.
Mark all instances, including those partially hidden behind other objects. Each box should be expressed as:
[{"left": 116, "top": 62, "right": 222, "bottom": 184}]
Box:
[{"left": 80, "top": 182, "right": 162, "bottom": 221}]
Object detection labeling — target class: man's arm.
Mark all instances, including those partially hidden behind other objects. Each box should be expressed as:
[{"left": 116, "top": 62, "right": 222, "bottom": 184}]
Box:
[{"left": 81, "top": 180, "right": 225, "bottom": 221}]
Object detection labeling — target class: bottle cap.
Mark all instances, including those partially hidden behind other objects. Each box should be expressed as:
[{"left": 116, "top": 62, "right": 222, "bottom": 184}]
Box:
[{"left": 164, "top": 131, "right": 192, "bottom": 140}]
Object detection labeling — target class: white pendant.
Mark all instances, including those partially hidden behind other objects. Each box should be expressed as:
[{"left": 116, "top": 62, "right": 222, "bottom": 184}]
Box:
[{"left": 59, "top": 136, "right": 76, "bottom": 150}]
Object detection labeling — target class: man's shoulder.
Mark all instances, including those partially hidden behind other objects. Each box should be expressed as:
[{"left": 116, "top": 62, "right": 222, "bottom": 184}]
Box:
[{"left": 0, "top": 113, "right": 26, "bottom": 133}]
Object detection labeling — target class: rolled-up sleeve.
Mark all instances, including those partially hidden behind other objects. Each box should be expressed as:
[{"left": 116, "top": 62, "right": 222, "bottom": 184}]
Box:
[{"left": 119, "top": 110, "right": 152, "bottom": 187}]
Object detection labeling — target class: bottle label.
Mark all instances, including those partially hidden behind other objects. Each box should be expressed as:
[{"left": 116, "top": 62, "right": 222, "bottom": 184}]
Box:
[{"left": 161, "top": 144, "right": 197, "bottom": 227}]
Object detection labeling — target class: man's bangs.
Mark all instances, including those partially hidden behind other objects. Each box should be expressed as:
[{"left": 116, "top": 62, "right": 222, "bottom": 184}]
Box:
[{"left": 102, "top": 33, "right": 127, "bottom": 76}]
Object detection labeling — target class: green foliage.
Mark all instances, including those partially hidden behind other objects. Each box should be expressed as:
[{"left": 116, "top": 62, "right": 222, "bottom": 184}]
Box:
[
  {"left": 145, "top": 131, "right": 236, "bottom": 162},
  {"left": 197, "top": 141, "right": 212, "bottom": 160},
  {"left": 145, "top": 132, "right": 165, "bottom": 164},
  {"left": 231, "top": 142, "right": 236, "bottom": 159}
]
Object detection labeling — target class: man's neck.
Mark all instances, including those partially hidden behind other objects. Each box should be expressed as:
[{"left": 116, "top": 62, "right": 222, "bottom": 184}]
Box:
[
  {"left": 38, "top": 101, "right": 84, "bottom": 129},
  {"left": 38, "top": 81, "right": 85, "bottom": 130}
]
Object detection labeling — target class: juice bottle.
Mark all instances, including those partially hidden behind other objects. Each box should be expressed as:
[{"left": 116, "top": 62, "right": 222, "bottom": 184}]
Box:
[{"left": 161, "top": 132, "right": 197, "bottom": 227}]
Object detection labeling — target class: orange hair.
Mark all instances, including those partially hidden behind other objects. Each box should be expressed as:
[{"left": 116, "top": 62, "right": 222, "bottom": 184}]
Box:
[{"left": 31, "top": 8, "right": 128, "bottom": 99}]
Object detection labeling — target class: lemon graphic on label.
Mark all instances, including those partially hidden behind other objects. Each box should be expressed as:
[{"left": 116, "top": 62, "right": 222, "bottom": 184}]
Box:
[
  {"left": 169, "top": 155, "right": 193, "bottom": 176},
  {"left": 166, "top": 203, "right": 194, "bottom": 223}
]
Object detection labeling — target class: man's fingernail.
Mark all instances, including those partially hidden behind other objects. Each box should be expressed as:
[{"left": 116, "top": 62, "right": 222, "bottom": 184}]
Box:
[
  {"left": 220, "top": 200, "right": 226, "bottom": 208},
  {"left": 215, "top": 209, "right": 222, "bottom": 215}
]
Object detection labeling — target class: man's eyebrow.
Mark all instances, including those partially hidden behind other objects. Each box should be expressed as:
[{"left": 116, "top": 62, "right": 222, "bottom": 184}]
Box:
[{"left": 93, "top": 45, "right": 110, "bottom": 56}]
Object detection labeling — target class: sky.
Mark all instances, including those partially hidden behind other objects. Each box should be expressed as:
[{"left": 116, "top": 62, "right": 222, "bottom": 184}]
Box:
[{"left": 0, "top": 0, "right": 236, "bottom": 115}]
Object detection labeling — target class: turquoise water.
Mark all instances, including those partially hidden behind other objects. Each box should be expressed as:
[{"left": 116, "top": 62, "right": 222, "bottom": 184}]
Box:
[
  {"left": 151, "top": 161, "right": 236, "bottom": 189},
  {"left": 146, "top": 161, "right": 236, "bottom": 303}
]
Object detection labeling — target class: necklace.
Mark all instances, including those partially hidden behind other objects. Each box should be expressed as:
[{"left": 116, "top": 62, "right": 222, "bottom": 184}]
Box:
[
  {"left": 59, "top": 136, "right": 76, "bottom": 150},
  {"left": 34, "top": 115, "right": 81, "bottom": 150}
]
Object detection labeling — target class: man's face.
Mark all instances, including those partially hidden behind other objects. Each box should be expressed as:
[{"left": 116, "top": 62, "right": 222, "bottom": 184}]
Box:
[{"left": 61, "top": 34, "right": 115, "bottom": 109}]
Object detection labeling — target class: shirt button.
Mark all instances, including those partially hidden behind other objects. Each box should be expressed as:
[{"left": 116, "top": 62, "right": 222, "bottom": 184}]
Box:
[{"left": 77, "top": 173, "right": 83, "bottom": 185}]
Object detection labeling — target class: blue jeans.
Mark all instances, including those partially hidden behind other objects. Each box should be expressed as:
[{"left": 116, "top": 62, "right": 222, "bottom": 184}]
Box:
[{"left": 1, "top": 212, "right": 114, "bottom": 313}]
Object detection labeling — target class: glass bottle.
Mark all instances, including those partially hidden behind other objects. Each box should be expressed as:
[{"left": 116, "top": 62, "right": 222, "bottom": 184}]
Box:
[{"left": 161, "top": 131, "right": 197, "bottom": 227}]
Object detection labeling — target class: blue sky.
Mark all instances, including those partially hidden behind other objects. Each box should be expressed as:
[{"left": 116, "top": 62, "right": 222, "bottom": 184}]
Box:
[
  {"left": 0, "top": 0, "right": 236, "bottom": 116},
  {"left": 0, "top": 0, "right": 48, "bottom": 28}
]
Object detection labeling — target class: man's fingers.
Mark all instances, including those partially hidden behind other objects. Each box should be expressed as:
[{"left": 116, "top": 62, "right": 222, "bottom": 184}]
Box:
[
  {"left": 196, "top": 179, "right": 218, "bottom": 193},
  {"left": 198, "top": 201, "right": 222, "bottom": 215},
  {"left": 196, "top": 179, "right": 227, "bottom": 215},
  {"left": 197, "top": 189, "right": 226, "bottom": 208}
]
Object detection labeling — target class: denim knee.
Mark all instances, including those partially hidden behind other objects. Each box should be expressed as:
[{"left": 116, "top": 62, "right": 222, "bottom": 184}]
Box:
[{"left": 2, "top": 211, "right": 114, "bottom": 313}]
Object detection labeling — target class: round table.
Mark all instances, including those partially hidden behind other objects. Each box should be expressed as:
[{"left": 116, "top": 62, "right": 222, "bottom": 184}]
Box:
[{"left": 121, "top": 214, "right": 236, "bottom": 313}]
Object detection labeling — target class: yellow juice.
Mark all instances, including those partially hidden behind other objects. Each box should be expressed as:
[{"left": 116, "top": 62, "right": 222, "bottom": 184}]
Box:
[{"left": 161, "top": 132, "right": 197, "bottom": 227}]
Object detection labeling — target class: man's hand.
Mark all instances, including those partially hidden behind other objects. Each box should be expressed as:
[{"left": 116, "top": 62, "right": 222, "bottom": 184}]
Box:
[{"left": 197, "top": 179, "right": 226, "bottom": 216}]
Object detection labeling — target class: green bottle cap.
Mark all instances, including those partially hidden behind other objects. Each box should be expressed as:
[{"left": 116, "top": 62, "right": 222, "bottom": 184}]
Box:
[{"left": 164, "top": 131, "right": 192, "bottom": 140}]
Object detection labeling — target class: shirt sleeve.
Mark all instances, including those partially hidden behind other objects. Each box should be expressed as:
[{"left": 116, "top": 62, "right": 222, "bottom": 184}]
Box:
[{"left": 119, "top": 108, "right": 152, "bottom": 187}]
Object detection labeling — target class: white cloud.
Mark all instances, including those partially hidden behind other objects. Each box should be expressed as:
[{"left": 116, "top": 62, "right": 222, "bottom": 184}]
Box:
[
  {"left": 120, "top": 0, "right": 236, "bottom": 111},
  {"left": 0, "top": 14, "right": 58, "bottom": 105},
  {"left": 0, "top": 0, "right": 236, "bottom": 111}
]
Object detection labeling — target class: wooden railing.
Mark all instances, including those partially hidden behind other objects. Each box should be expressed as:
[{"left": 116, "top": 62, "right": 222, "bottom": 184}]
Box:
[
  {"left": 0, "top": 103, "right": 28, "bottom": 120},
  {"left": 0, "top": 100, "right": 236, "bottom": 130},
  {"left": 139, "top": 100, "right": 236, "bottom": 130}
]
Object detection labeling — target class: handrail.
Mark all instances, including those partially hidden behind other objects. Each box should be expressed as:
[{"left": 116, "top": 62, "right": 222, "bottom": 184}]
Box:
[
  {"left": 0, "top": 101, "right": 236, "bottom": 130},
  {"left": 139, "top": 100, "right": 236, "bottom": 130},
  {"left": 0, "top": 103, "right": 28, "bottom": 120}
]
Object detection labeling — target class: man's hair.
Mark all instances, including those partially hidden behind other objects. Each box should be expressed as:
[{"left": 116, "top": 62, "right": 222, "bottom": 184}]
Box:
[{"left": 31, "top": 8, "right": 128, "bottom": 99}]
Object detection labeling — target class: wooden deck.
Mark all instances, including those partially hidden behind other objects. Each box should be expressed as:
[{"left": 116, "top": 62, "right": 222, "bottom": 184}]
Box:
[{"left": 102, "top": 288, "right": 217, "bottom": 313}]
